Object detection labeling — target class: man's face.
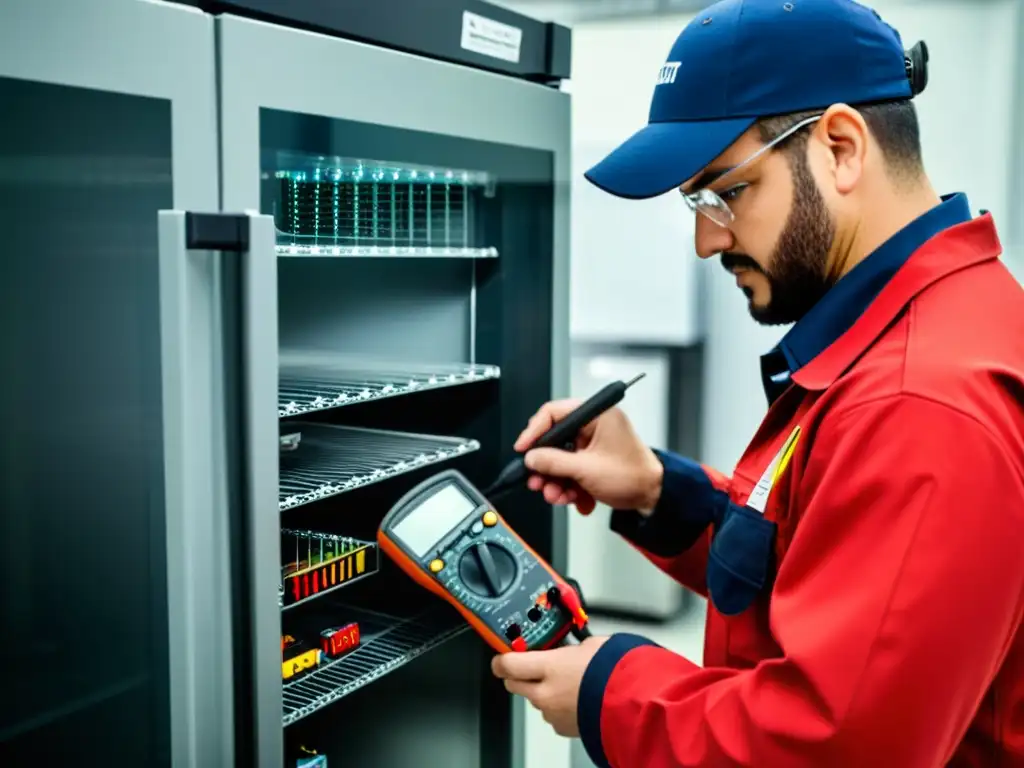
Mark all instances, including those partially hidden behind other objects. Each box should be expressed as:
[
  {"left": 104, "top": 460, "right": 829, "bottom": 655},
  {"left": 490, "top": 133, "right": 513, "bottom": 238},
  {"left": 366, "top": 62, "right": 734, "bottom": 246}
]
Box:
[{"left": 682, "top": 127, "right": 837, "bottom": 326}]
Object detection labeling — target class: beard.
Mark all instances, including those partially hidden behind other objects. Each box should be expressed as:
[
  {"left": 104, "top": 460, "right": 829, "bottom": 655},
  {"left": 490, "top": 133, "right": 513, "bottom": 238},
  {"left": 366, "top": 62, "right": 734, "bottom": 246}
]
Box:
[{"left": 721, "top": 152, "right": 837, "bottom": 326}]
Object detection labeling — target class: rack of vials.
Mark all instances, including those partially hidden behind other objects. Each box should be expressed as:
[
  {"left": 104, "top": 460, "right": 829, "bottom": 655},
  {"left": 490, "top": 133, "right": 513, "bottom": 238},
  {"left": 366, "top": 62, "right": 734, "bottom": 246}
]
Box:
[{"left": 272, "top": 153, "right": 498, "bottom": 258}]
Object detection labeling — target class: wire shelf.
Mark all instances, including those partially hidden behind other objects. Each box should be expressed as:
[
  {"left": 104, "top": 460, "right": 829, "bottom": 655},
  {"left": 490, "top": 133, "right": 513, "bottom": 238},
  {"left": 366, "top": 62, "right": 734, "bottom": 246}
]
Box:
[
  {"left": 279, "top": 424, "right": 480, "bottom": 511},
  {"left": 280, "top": 529, "right": 379, "bottom": 611},
  {"left": 276, "top": 243, "right": 498, "bottom": 259},
  {"left": 272, "top": 155, "right": 492, "bottom": 187},
  {"left": 271, "top": 154, "right": 496, "bottom": 259},
  {"left": 282, "top": 604, "right": 466, "bottom": 727},
  {"left": 279, "top": 356, "right": 501, "bottom": 418}
]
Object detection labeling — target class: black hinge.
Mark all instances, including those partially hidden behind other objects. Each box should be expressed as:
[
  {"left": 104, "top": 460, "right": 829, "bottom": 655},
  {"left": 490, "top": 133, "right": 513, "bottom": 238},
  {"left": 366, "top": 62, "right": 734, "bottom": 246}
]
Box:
[{"left": 185, "top": 212, "right": 250, "bottom": 252}]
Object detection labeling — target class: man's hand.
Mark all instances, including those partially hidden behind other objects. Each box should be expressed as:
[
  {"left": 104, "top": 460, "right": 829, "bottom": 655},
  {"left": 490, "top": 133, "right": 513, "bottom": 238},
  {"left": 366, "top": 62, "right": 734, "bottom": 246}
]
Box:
[
  {"left": 490, "top": 636, "right": 609, "bottom": 737},
  {"left": 515, "top": 399, "right": 663, "bottom": 515}
]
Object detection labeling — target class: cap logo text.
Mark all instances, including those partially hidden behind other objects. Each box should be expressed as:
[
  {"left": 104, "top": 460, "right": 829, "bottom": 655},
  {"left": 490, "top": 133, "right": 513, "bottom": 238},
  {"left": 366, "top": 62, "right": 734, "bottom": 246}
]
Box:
[{"left": 656, "top": 61, "right": 681, "bottom": 85}]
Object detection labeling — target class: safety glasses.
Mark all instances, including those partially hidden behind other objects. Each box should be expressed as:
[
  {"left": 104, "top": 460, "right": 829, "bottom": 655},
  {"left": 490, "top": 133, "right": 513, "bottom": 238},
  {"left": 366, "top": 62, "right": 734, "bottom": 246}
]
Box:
[{"left": 680, "top": 113, "right": 823, "bottom": 228}]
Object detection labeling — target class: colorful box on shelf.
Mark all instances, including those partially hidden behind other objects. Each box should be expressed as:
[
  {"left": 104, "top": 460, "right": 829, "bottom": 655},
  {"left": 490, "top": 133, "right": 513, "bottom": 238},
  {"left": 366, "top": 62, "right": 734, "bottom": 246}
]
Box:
[
  {"left": 320, "top": 621, "right": 360, "bottom": 657},
  {"left": 281, "top": 622, "right": 361, "bottom": 682},
  {"left": 281, "top": 529, "right": 378, "bottom": 608},
  {"left": 281, "top": 635, "right": 321, "bottom": 681}
]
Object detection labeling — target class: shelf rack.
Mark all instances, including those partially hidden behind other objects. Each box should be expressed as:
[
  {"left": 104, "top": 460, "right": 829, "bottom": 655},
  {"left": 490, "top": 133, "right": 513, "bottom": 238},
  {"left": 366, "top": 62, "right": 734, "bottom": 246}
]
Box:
[
  {"left": 276, "top": 243, "right": 498, "bottom": 259},
  {"left": 279, "top": 424, "right": 480, "bottom": 511},
  {"left": 279, "top": 357, "right": 500, "bottom": 419},
  {"left": 271, "top": 154, "right": 496, "bottom": 260},
  {"left": 282, "top": 603, "right": 466, "bottom": 727},
  {"left": 280, "top": 529, "right": 379, "bottom": 611}
]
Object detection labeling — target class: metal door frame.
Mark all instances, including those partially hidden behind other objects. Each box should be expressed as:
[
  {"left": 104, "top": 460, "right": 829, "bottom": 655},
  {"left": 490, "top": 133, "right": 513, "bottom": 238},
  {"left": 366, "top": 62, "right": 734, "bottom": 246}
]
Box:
[
  {"left": 0, "top": 2, "right": 227, "bottom": 766},
  {"left": 215, "top": 13, "right": 570, "bottom": 768}
]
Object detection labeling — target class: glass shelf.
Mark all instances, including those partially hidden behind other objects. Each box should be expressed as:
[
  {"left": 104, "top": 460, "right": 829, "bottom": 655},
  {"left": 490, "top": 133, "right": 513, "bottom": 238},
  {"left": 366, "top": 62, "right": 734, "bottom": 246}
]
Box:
[
  {"left": 280, "top": 529, "right": 379, "bottom": 611},
  {"left": 269, "top": 152, "right": 495, "bottom": 259},
  {"left": 276, "top": 244, "right": 498, "bottom": 259},
  {"left": 279, "top": 354, "right": 500, "bottom": 418},
  {"left": 279, "top": 424, "right": 480, "bottom": 511},
  {"left": 281, "top": 603, "right": 466, "bottom": 727}
]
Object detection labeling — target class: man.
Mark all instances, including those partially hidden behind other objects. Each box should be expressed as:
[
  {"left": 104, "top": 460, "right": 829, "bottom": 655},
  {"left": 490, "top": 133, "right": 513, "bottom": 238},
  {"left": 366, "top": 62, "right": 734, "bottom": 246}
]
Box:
[{"left": 490, "top": 0, "right": 1024, "bottom": 766}]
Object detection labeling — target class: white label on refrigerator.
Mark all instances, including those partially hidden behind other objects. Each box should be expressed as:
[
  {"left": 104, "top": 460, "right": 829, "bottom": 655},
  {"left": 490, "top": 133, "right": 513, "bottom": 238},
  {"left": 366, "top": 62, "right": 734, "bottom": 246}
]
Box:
[{"left": 461, "top": 11, "right": 522, "bottom": 63}]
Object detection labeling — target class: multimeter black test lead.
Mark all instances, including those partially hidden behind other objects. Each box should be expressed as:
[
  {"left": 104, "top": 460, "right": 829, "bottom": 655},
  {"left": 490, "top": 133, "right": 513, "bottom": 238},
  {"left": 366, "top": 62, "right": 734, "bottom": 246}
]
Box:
[
  {"left": 482, "top": 372, "right": 647, "bottom": 500},
  {"left": 378, "top": 469, "right": 593, "bottom": 654}
]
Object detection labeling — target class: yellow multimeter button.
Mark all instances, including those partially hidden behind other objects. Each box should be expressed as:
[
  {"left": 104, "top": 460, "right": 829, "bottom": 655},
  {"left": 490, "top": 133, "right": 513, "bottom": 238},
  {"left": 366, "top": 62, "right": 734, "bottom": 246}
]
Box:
[
  {"left": 482, "top": 510, "right": 498, "bottom": 527},
  {"left": 429, "top": 559, "right": 445, "bottom": 573}
]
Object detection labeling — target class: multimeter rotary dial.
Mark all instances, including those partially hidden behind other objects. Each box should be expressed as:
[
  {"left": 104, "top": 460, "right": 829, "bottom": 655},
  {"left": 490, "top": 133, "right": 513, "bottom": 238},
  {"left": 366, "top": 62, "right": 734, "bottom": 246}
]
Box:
[{"left": 458, "top": 542, "right": 518, "bottom": 598}]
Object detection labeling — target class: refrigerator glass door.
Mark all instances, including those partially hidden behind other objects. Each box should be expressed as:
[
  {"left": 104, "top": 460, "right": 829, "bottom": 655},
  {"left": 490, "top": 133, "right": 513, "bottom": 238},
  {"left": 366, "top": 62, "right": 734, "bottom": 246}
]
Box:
[
  {"left": 0, "top": 2, "right": 221, "bottom": 766},
  {"left": 217, "top": 14, "right": 569, "bottom": 768}
]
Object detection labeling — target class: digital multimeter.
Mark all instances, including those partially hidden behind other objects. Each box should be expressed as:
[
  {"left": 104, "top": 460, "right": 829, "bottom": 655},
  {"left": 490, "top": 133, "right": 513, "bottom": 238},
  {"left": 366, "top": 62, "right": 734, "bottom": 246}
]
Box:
[{"left": 378, "top": 469, "right": 590, "bottom": 653}]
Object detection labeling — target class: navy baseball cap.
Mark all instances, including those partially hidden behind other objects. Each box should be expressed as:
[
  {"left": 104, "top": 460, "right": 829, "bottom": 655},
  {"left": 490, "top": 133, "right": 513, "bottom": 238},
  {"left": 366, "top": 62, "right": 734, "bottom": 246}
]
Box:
[{"left": 585, "top": 0, "right": 914, "bottom": 199}]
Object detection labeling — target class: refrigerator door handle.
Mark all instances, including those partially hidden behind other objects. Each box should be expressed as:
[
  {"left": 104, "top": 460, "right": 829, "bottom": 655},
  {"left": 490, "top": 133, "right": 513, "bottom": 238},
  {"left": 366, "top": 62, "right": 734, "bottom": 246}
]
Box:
[
  {"left": 158, "top": 211, "right": 280, "bottom": 768},
  {"left": 236, "top": 213, "right": 283, "bottom": 768}
]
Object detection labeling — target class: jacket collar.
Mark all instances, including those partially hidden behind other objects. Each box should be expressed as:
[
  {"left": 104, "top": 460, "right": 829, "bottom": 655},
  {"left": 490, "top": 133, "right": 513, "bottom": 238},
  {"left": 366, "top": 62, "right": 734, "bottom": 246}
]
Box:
[
  {"left": 781, "top": 193, "right": 973, "bottom": 370},
  {"left": 790, "top": 213, "right": 1002, "bottom": 391},
  {"left": 760, "top": 193, "right": 975, "bottom": 403}
]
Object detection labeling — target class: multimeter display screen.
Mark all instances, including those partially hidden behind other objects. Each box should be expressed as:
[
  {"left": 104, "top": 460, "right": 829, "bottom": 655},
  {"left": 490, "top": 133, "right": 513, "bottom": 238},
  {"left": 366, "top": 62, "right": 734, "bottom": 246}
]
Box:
[{"left": 391, "top": 482, "right": 478, "bottom": 558}]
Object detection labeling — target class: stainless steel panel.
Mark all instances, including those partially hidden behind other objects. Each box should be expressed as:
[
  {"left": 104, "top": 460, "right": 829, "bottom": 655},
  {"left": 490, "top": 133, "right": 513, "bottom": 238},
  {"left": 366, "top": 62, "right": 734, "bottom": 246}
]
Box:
[
  {"left": 217, "top": 16, "right": 569, "bottom": 205},
  {"left": 241, "top": 214, "right": 284, "bottom": 768},
  {"left": 0, "top": 0, "right": 219, "bottom": 211},
  {"left": 277, "top": 258, "right": 475, "bottom": 361},
  {"left": 158, "top": 213, "right": 236, "bottom": 768},
  {"left": 0, "top": 1, "right": 221, "bottom": 765},
  {"left": 0, "top": 77, "right": 177, "bottom": 766}
]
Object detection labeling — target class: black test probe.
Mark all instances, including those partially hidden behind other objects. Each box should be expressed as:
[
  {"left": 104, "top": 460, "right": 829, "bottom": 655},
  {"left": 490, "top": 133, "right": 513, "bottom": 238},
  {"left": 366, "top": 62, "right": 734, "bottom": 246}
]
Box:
[{"left": 483, "top": 372, "right": 647, "bottom": 500}]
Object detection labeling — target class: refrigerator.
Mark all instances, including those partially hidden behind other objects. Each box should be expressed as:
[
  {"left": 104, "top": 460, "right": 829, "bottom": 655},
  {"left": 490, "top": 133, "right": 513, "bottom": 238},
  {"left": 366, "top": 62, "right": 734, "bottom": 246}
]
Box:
[{"left": 0, "top": 1, "right": 571, "bottom": 766}]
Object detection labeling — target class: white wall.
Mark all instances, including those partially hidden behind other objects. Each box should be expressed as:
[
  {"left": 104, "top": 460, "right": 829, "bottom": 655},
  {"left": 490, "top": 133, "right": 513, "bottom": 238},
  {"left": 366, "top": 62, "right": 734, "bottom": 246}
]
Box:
[{"left": 566, "top": 20, "right": 703, "bottom": 345}]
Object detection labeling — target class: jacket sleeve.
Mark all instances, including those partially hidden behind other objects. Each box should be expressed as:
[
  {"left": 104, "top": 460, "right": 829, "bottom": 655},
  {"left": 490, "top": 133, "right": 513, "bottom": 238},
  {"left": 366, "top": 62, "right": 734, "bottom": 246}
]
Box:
[
  {"left": 578, "top": 394, "right": 1024, "bottom": 768},
  {"left": 607, "top": 449, "right": 734, "bottom": 597}
]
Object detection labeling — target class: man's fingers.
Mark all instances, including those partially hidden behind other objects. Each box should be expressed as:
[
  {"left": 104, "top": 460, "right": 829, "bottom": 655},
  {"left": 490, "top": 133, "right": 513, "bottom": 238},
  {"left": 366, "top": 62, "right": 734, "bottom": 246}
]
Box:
[
  {"left": 529, "top": 474, "right": 585, "bottom": 509},
  {"left": 502, "top": 678, "right": 554, "bottom": 716},
  {"left": 546, "top": 483, "right": 579, "bottom": 506},
  {"left": 534, "top": 477, "right": 570, "bottom": 501},
  {"left": 503, "top": 678, "right": 541, "bottom": 701},
  {"left": 556, "top": 488, "right": 578, "bottom": 506},
  {"left": 543, "top": 480, "right": 565, "bottom": 504},
  {"left": 514, "top": 399, "right": 582, "bottom": 451},
  {"left": 491, "top": 650, "right": 550, "bottom": 682},
  {"left": 525, "top": 446, "right": 587, "bottom": 483}
]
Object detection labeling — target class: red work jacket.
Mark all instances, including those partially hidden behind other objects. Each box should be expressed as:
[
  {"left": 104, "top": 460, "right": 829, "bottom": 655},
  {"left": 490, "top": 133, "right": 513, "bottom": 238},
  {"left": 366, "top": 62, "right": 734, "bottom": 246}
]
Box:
[{"left": 579, "top": 214, "right": 1024, "bottom": 767}]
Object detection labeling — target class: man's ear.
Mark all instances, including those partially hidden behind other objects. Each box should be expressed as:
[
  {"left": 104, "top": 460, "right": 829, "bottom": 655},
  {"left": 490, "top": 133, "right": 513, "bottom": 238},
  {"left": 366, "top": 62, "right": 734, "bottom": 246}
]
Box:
[{"left": 813, "top": 104, "right": 869, "bottom": 195}]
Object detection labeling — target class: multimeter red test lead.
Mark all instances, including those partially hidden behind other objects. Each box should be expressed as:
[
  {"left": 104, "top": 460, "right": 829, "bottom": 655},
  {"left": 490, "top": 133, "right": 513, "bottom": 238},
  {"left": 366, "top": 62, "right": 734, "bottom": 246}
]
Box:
[
  {"left": 482, "top": 372, "right": 647, "bottom": 500},
  {"left": 378, "top": 469, "right": 595, "bottom": 654}
]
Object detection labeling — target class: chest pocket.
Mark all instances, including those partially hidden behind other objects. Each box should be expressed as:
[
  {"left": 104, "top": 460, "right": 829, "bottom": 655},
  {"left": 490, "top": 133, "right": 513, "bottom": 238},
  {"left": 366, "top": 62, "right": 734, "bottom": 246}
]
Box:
[
  {"left": 707, "top": 501, "right": 777, "bottom": 616},
  {"left": 706, "top": 427, "right": 800, "bottom": 616}
]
